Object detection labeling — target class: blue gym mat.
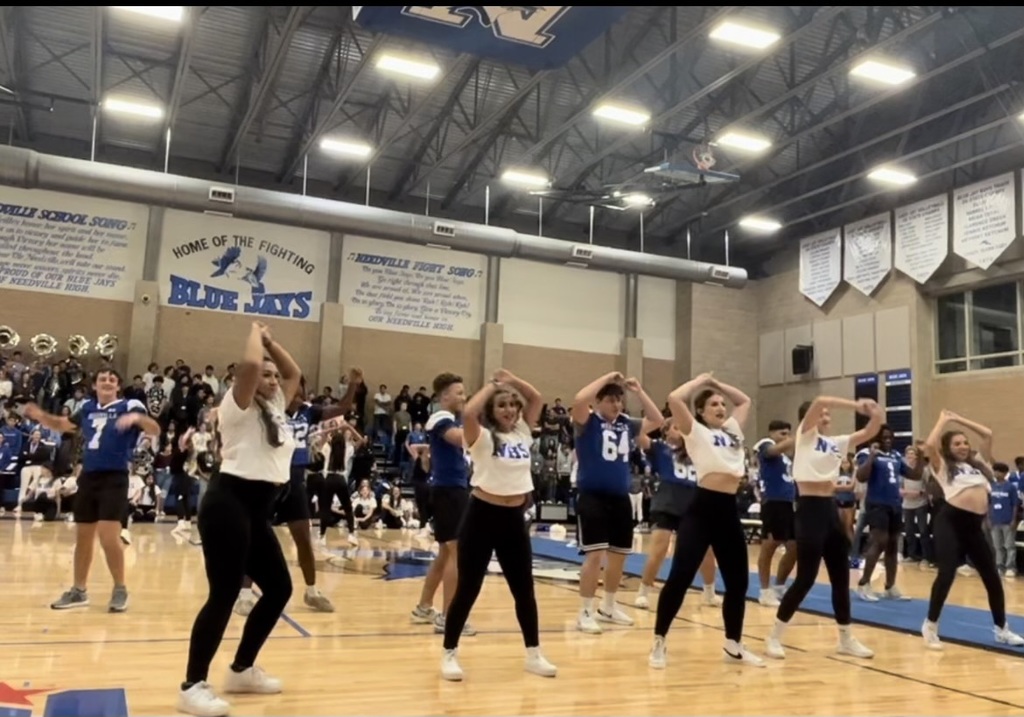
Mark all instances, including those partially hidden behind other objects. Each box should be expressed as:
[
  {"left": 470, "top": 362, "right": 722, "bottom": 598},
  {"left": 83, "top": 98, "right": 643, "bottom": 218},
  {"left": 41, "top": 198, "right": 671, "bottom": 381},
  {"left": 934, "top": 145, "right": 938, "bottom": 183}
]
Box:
[{"left": 530, "top": 536, "right": 1024, "bottom": 656}]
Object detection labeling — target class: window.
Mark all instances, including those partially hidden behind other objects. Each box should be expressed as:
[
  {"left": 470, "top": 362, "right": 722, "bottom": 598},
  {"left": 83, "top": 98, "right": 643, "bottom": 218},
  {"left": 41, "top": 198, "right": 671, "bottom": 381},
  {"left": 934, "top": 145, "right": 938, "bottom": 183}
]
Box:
[{"left": 935, "top": 280, "right": 1023, "bottom": 374}]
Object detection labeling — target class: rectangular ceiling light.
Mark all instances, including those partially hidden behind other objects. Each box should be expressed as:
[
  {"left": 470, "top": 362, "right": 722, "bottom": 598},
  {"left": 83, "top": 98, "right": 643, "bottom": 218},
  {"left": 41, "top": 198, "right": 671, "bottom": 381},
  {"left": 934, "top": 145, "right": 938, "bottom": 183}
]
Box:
[
  {"left": 867, "top": 166, "right": 917, "bottom": 186},
  {"left": 375, "top": 53, "right": 441, "bottom": 81},
  {"left": 102, "top": 96, "right": 164, "bottom": 119},
  {"left": 717, "top": 131, "right": 771, "bottom": 153},
  {"left": 320, "top": 138, "right": 373, "bottom": 159},
  {"left": 850, "top": 60, "right": 916, "bottom": 86},
  {"left": 739, "top": 215, "right": 782, "bottom": 232},
  {"left": 111, "top": 6, "right": 184, "bottom": 22},
  {"left": 501, "top": 169, "right": 549, "bottom": 188},
  {"left": 593, "top": 103, "right": 651, "bottom": 127},
  {"left": 709, "top": 20, "right": 781, "bottom": 50},
  {"left": 623, "top": 192, "right": 654, "bottom": 207}
]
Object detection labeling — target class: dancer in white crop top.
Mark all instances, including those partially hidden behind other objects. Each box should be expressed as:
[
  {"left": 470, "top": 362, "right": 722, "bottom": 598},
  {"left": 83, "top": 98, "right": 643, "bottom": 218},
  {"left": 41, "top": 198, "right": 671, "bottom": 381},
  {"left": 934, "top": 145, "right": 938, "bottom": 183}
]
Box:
[
  {"left": 918, "top": 409, "right": 1023, "bottom": 650},
  {"left": 439, "top": 369, "right": 557, "bottom": 683}
]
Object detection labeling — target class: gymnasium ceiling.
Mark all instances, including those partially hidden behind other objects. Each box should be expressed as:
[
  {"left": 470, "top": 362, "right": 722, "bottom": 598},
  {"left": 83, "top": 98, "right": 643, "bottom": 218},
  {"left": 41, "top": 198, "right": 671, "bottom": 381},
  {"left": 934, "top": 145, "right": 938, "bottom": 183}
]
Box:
[{"left": 2, "top": 6, "right": 1024, "bottom": 274}]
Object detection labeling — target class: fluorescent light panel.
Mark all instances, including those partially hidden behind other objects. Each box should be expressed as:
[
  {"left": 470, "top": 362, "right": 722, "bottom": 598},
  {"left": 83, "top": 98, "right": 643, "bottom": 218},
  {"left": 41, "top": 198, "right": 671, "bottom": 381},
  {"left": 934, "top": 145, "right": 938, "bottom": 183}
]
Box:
[
  {"left": 593, "top": 103, "right": 651, "bottom": 127},
  {"left": 850, "top": 60, "right": 916, "bottom": 86},
  {"left": 623, "top": 193, "right": 653, "bottom": 207},
  {"left": 739, "top": 216, "right": 782, "bottom": 232},
  {"left": 375, "top": 53, "right": 441, "bottom": 81},
  {"left": 501, "top": 169, "right": 549, "bottom": 188},
  {"left": 867, "top": 166, "right": 917, "bottom": 186},
  {"left": 717, "top": 131, "right": 771, "bottom": 152},
  {"left": 320, "top": 138, "right": 373, "bottom": 158},
  {"left": 103, "top": 96, "right": 164, "bottom": 119},
  {"left": 709, "top": 20, "right": 781, "bottom": 50},
  {"left": 111, "top": 6, "right": 184, "bottom": 22}
]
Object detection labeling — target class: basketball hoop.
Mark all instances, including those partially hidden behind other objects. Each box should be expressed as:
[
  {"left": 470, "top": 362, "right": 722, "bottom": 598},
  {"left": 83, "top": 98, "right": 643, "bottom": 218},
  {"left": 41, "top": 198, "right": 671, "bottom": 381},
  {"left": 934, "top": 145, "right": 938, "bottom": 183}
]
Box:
[{"left": 692, "top": 143, "right": 716, "bottom": 171}]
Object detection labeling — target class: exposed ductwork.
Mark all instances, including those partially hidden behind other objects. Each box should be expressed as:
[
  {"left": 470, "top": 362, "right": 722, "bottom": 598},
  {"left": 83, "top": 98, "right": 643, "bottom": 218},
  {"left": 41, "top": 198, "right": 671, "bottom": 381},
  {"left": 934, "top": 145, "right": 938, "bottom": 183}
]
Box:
[{"left": 0, "top": 146, "right": 747, "bottom": 288}]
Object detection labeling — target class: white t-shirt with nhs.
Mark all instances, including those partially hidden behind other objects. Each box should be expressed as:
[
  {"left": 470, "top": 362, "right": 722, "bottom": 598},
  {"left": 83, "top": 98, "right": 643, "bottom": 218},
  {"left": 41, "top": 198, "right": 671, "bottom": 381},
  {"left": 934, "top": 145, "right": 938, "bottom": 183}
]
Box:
[
  {"left": 468, "top": 419, "right": 535, "bottom": 496},
  {"left": 218, "top": 388, "right": 295, "bottom": 485},
  {"left": 793, "top": 423, "right": 851, "bottom": 482}
]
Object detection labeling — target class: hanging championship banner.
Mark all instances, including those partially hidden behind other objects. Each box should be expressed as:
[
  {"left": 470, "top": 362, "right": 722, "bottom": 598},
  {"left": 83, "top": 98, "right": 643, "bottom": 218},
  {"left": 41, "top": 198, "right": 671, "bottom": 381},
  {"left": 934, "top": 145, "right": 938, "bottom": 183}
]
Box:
[
  {"left": 953, "top": 172, "right": 1014, "bottom": 270},
  {"left": 894, "top": 194, "right": 948, "bottom": 284},
  {"left": 799, "top": 229, "right": 842, "bottom": 307},
  {"left": 843, "top": 213, "right": 892, "bottom": 296}
]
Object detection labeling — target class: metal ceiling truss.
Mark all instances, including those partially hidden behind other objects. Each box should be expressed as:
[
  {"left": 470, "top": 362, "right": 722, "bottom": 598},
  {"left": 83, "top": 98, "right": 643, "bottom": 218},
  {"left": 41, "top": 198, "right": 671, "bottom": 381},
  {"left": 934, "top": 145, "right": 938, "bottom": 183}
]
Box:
[
  {"left": 154, "top": 6, "right": 199, "bottom": 164},
  {"left": 0, "top": 7, "right": 30, "bottom": 140}
]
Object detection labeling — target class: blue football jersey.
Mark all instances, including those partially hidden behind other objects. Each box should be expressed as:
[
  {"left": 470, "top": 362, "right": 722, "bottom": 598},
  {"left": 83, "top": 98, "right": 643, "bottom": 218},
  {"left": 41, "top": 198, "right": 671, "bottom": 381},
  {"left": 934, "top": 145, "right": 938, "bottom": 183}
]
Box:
[
  {"left": 575, "top": 412, "right": 640, "bottom": 495},
  {"left": 73, "top": 398, "right": 146, "bottom": 473},
  {"left": 289, "top": 403, "right": 324, "bottom": 466},
  {"left": 426, "top": 410, "right": 468, "bottom": 488},
  {"left": 754, "top": 438, "right": 795, "bottom": 502},
  {"left": 856, "top": 449, "right": 909, "bottom": 507},
  {"left": 648, "top": 440, "right": 696, "bottom": 486}
]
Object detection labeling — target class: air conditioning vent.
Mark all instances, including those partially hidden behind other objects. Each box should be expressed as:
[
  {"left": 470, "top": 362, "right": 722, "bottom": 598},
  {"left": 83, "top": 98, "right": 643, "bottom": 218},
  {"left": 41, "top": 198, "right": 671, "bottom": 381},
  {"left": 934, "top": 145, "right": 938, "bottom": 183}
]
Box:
[
  {"left": 710, "top": 266, "right": 731, "bottom": 281},
  {"left": 209, "top": 186, "right": 235, "bottom": 204},
  {"left": 432, "top": 221, "right": 456, "bottom": 237},
  {"left": 571, "top": 245, "right": 594, "bottom": 260},
  {"left": 203, "top": 210, "right": 233, "bottom": 218},
  {"left": 565, "top": 260, "right": 589, "bottom": 269}
]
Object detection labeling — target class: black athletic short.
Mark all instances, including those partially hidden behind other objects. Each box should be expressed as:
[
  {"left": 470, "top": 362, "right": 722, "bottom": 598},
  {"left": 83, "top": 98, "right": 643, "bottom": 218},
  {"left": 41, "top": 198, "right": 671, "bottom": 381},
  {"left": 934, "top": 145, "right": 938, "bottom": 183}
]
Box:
[
  {"left": 761, "top": 500, "right": 796, "bottom": 541},
  {"left": 272, "top": 465, "right": 311, "bottom": 524},
  {"left": 576, "top": 490, "right": 633, "bottom": 554},
  {"left": 865, "top": 502, "right": 903, "bottom": 534},
  {"left": 648, "top": 481, "right": 696, "bottom": 532},
  {"left": 74, "top": 470, "right": 129, "bottom": 524},
  {"left": 431, "top": 485, "right": 469, "bottom": 543},
  {"left": 836, "top": 499, "right": 856, "bottom": 509}
]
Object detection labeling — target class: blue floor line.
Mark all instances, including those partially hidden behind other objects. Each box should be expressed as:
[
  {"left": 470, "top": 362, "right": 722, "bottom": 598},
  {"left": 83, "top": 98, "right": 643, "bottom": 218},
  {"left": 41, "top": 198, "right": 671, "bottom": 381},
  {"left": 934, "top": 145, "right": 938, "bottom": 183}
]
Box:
[
  {"left": 250, "top": 587, "right": 311, "bottom": 638},
  {"left": 530, "top": 536, "right": 1024, "bottom": 656}
]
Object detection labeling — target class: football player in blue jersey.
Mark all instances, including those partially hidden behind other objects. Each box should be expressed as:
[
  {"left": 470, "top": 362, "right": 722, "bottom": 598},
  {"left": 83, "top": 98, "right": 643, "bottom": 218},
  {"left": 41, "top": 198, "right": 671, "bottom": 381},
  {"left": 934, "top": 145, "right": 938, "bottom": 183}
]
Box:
[
  {"left": 571, "top": 371, "right": 663, "bottom": 634},
  {"left": 234, "top": 370, "right": 363, "bottom": 616},
  {"left": 753, "top": 420, "right": 797, "bottom": 607},
  {"left": 26, "top": 369, "right": 160, "bottom": 613}
]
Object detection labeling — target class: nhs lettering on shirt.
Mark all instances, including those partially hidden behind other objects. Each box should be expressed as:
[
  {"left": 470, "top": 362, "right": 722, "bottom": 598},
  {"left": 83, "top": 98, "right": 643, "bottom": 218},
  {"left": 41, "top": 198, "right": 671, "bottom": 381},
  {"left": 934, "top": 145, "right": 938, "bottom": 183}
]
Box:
[
  {"left": 815, "top": 436, "right": 842, "bottom": 457},
  {"left": 496, "top": 441, "right": 531, "bottom": 461}
]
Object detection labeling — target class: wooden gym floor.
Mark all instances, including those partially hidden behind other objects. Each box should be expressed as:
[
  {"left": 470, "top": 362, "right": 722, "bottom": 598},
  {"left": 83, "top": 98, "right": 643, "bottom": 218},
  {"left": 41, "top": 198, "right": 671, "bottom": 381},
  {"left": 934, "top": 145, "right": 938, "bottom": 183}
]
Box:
[{"left": 3, "top": 519, "right": 1024, "bottom": 716}]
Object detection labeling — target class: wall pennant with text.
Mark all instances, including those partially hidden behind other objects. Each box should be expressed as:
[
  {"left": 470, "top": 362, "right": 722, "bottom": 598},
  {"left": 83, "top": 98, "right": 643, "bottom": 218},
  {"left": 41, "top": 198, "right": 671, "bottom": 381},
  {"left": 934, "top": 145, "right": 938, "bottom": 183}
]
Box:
[
  {"left": 158, "top": 210, "right": 331, "bottom": 321},
  {"left": 799, "top": 229, "right": 842, "bottom": 307},
  {"left": 953, "top": 172, "right": 1015, "bottom": 270},
  {"left": 843, "top": 212, "right": 892, "bottom": 297},
  {"left": 338, "top": 235, "right": 486, "bottom": 339},
  {"left": 894, "top": 194, "right": 948, "bottom": 284}
]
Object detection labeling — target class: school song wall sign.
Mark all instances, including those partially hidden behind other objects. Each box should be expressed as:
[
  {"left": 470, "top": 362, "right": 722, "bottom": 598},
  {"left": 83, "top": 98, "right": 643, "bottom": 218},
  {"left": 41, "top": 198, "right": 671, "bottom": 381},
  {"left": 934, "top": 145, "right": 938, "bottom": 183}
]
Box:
[{"left": 158, "top": 210, "right": 331, "bottom": 321}]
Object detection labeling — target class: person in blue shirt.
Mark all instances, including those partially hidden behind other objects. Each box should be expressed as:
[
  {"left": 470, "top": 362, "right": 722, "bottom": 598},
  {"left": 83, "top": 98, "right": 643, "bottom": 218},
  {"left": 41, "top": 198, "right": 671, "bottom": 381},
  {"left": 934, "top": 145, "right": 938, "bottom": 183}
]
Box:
[
  {"left": 411, "top": 371, "right": 471, "bottom": 635},
  {"left": 25, "top": 369, "right": 160, "bottom": 613},
  {"left": 753, "top": 420, "right": 796, "bottom": 608},
  {"left": 571, "top": 371, "right": 662, "bottom": 635},
  {"left": 989, "top": 462, "right": 1019, "bottom": 577},
  {"left": 854, "top": 424, "right": 922, "bottom": 601},
  {"left": 1, "top": 412, "right": 23, "bottom": 456}
]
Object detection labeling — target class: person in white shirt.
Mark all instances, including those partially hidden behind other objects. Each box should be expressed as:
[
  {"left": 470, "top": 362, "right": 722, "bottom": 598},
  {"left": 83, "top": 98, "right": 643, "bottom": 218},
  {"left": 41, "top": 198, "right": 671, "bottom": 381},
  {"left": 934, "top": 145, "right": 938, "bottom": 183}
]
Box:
[
  {"left": 918, "top": 409, "right": 1024, "bottom": 650},
  {"left": 178, "top": 321, "right": 306, "bottom": 717},
  {"left": 439, "top": 368, "right": 556, "bottom": 682},
  {"left": 202, "top": 366, "right": 220, "bottom": 396},
  {"left": 764, "top": 396, "right": 882, "bottom": 660}
]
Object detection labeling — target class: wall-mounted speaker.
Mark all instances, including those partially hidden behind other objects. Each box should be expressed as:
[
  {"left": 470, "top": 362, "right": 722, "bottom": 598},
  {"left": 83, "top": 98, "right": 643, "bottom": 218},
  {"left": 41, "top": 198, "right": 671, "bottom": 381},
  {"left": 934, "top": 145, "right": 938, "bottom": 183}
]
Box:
[{"left": 792, "top": 345, "right": 814, "bottom": 375}]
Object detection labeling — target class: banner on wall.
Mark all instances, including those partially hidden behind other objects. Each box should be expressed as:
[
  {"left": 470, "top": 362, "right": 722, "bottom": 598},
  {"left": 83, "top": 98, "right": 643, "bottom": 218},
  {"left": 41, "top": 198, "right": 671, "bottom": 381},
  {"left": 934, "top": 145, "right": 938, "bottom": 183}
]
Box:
[
  {"left": 157, "top": 210, "right": 331, "bottom": 321},
  {"left": 953, "top": 172, "right": 1014, "bottom": 270},
  {"left": 799, "top": 229, "right": 842, "bottom": 307},
  {"left": 843, "top": 213, "right": 892, "bottom": 296},
  {"left": 894, "top": 194, "right": 948, "bottom": 284},
  {"left": 0, "top": 186, "right": 147, "bottom": 301},
  {"left": 339, "top": 235, "right": 486, "bottom": 340}
]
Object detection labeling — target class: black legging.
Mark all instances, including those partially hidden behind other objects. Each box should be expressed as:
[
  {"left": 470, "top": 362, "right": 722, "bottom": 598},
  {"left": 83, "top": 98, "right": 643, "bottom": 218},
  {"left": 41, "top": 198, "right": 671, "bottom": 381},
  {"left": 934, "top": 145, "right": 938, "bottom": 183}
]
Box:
[
  {"left": 413, "top": 481, "right": 431, "bottom": 525},
  {"left": 654, "top": 487, "right": 747, "bottom": 640},
  {"left": 857, "top": 503, "right": 900, "bottom": 590},
  {"left": 777, "top": 496, "right": 852, "bottom": 624},
  {"left": 184, "top": 473, "right": 293, "bottom": 685},
  {"left": 444, "top": 495, "right": 539, "bottom": 650},
  {"left": 173, "top": 472, "right": 195, "bottom": 521},
  {"left": 319, "top": 472, "right": 354, "bottom": 536},
  {"left": 928, "top": 502, "right": 1005, "bottom": 626}
]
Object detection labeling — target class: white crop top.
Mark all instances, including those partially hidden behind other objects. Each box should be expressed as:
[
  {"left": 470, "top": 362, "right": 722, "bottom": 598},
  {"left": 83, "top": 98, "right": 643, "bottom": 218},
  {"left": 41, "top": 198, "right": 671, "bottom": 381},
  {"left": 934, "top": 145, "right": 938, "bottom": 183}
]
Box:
[
  {"left": 467, "top": 419, "right": 535, "bottom": 496},
  {"left": 793, "top": 424, "right": 851, "bottom": 483},
  {"left": 683, "top": 416, "right": 745, "bottom": 482},
  {"left": 218, "top": 388, "right": 295, "bottom": 485},
  {"left": 935, "top": 460, "right": 991, "bottom": 501}
]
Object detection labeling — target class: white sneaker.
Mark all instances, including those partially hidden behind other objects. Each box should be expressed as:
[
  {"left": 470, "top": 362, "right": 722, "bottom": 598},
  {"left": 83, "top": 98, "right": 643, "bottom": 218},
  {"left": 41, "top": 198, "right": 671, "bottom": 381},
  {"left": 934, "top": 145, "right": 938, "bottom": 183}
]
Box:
[
  {"left": 856, "top": 585, "right": 879, "bottom": 602},
  {"left": 883, "top": 586, "right": 911, "bottom": 601},
  {"left": 222, "top": 665, "right": 282, "bottom": 694},
  {"left": 120, "top": 528, "right": 132, "bottom": 546},
  {"left": 596, "top": 605, "right": 634, "bottom": 626},
  {"left": 634, "top": 587, "right": 651, "bottom": 610},
  {"left": 177, "top": 681, "right": 230, "bottom": 717},
  {"left": 347, "top": 532, "right": 359, "bottom": 546},
  {"left": 758, "top": 589, "right": 780, "bottom": 607},
  {"left": 957, "top": 565, "right": 975, "bottom": 577},
  {"left": 410, "top": 604, "right": 437, "bottom": 624},
  {"left": 577, "top": 609, "right": 603, "bottom": 634},
  {"left": 922, "top": 620, "right": 943, "bottom": 650},
  {"left": 524, "top": 648, "right": 557, "bottom": 677},
  {"left": 994, "top": 625, "right": 1024, "bottom": 647},
  {"left": 764, "top": 637, "right": 786, "bottom": 659},
  {"left": 440, "top": 649, "right": 464, "bottom": 682},
  {"left": 723, "top": 644, "right": 766, "bottom": 667},
  {"left": 837, "top": 635, "right": 874, "bottom": 658},
  {"left": 233, "top": 593, "right": 256, "bottom": 617},
  {"left": 1006, "top": 569, "right": 1017, "bottom": 578},
  {"left": 702, "top": 589, "right": 723, "bottom": 607},
  {"left": 649, "top": 637, "right": 667, "bottom": 669}
]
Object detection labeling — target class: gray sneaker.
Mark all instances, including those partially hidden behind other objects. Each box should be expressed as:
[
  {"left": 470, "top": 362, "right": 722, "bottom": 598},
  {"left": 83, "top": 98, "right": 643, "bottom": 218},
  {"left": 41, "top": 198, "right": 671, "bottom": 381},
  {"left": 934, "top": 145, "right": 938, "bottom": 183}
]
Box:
[
  {"left": 51, "top": 587, "right": 89, "bottom": 610},
  {"left": 108, "top": 585, "right": 129, "bottom": 613},
  {"left": 433, "top": 614, "right": 476, "bottom": 636},
  {"left": 303, "top": 588, "right": 335, "bottom": 613}
]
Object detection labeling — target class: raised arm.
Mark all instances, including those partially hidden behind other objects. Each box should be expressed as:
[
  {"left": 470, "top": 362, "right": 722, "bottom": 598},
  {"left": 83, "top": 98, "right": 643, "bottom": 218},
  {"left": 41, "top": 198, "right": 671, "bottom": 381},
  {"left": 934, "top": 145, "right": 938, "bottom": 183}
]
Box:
[
  {"left": 494, "top": 368, "right": 543, "bottom": 428},
  {"left": 707, "top": 377, "right": 752, "bottom": 429},
  {"left": 849, "top": 401, "right": 884, "bottom": 448},
  {"left": 623, "top": 377, "right": 665, "bottom": 433},
  {"left": 333, "top": 368, "right": 363, "bottom": 415},
  {"left": 666, "top": 372, "right": 713, "bottom": 435},
  {"left": 23, "top": 403, "right": 76, "bottom": 435},
  {"left": 760, "top": 435, "right": 795, "bottom": 459},
  {"left": 232, "top": 322, "right": 267, "bottom": 411},
  {"left": 462, "top": 381, "right": 497, "bottom": 448},
  {"left": 571, "top": 371, "right": 623, "bottom": 426},
  {"left": 259, "top": 323, "right": 302, "bottom": 404},
  {"left": 948, "top": 410, "right": 994, "bottom": 463}
]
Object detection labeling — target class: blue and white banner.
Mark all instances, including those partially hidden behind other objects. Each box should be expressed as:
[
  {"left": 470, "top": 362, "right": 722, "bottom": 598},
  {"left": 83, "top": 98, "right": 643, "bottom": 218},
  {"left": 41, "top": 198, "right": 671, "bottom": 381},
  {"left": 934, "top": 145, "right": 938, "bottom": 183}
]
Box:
[
  {"left": 352, "top": 6, "right": 629, "bottom": 70},
  {"left": 339, "top": 235, "right": 486, "bottom": 339},
  {"left": 158, "top": 210, "right": 330, "bottom": 321},
  {"left": 0, "top": 186, "right": 147, "bottom": 301}
]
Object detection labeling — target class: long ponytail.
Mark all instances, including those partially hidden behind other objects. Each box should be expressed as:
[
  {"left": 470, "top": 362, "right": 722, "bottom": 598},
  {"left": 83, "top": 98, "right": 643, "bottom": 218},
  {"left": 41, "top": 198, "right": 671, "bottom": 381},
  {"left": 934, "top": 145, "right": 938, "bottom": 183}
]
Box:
[{"left": 254, "top": 394, "right": 284, "bottom": 447}]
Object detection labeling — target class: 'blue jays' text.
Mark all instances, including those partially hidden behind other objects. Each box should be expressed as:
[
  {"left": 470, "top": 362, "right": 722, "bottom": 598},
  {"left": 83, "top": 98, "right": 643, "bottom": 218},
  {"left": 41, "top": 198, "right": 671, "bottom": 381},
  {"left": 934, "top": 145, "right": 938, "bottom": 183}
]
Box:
[{"left": 168, "top": 275, "right": 313, "bottom": 319}]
